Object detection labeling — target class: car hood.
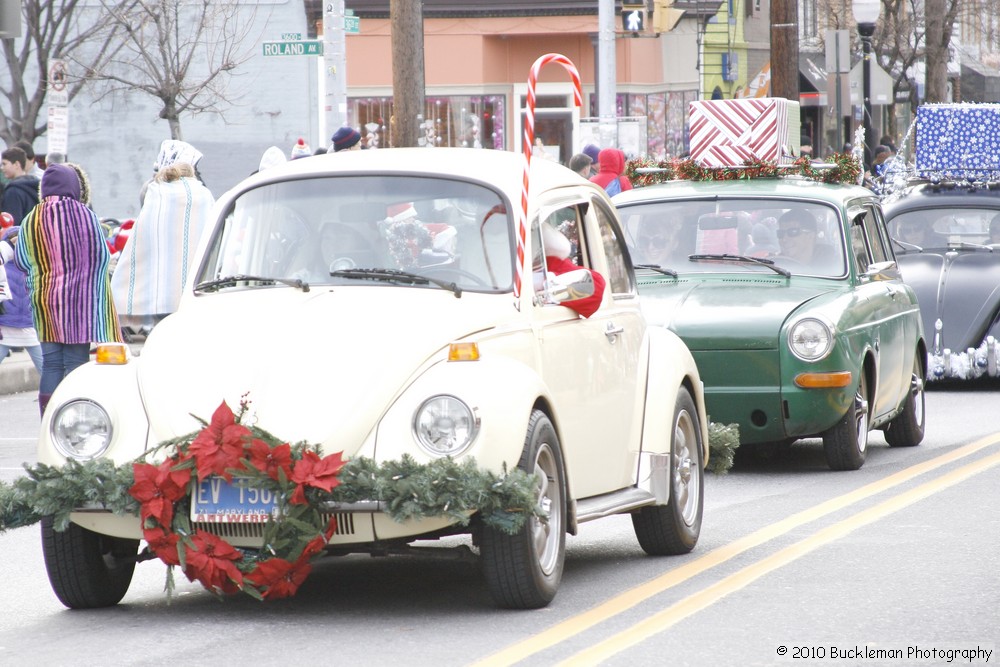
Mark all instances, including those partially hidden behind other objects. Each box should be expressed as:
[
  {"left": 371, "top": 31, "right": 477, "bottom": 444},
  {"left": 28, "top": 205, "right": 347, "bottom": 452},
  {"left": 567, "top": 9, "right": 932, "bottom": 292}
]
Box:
[
  {"left": 135, "top": 287, "right": 502, "bottom": 454},
  {"left": 638, "top": 278, "right": 835, "bottom": 350},
  {"left": 897, "top": 251, "right": 1000, "bottom": 351}
]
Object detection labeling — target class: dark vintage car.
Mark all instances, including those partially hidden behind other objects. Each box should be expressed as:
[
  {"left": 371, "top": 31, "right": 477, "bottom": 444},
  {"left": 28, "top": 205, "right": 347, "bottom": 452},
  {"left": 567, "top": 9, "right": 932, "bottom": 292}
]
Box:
[
  {"left": 614, "top": 177, "right": 927, "bottom": 471},
  {"left": 882, "top": 180, "right": 1000, "bottom": 381}
]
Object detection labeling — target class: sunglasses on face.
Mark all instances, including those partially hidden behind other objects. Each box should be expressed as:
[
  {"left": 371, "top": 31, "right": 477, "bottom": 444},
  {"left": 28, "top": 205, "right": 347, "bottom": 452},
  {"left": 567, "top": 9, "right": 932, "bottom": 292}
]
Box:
[
  {"left": 639, "top": 234, "right": 672, "bottom": 250},
  {"left": 776, "top": 227, "right": 812, "bottom": 239}
]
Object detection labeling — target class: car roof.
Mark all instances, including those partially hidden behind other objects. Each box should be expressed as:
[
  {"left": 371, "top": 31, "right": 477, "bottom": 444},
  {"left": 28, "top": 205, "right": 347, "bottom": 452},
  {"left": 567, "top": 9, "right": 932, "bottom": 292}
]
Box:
[
  {"left": 218, "top": 147, "right": 597, "bottom": 209},
  {"left": 882, "top": 182, "right": 1000, "bottom": 217},
  {"left": 612, "top": 177, "right": 875, "bottom": 207}
]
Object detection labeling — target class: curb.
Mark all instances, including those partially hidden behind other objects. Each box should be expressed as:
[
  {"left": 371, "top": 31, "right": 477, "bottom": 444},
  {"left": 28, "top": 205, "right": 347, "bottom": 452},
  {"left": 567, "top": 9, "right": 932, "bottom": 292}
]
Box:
[{"left": 0, "top": 351, "right": 40, "bottom": 396}]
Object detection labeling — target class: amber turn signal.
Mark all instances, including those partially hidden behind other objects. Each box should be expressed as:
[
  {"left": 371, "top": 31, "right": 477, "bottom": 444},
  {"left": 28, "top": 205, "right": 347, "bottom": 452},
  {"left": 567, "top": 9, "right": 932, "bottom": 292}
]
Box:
[
  {"left": 794, "top": 371, "right": 853, "bottom": 388},
  {"left": 448, "top": 342, "right": 480, "bottom": 361},
  {"left": 95, "top": 343, "right": 130, "bottom": 365}
]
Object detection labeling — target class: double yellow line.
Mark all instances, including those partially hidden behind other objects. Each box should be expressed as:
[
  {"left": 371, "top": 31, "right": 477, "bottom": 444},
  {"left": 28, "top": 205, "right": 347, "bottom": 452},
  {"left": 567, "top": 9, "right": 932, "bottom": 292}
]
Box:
[{"left": 472, "top": 435, "right": 1000, "bottom": 667}]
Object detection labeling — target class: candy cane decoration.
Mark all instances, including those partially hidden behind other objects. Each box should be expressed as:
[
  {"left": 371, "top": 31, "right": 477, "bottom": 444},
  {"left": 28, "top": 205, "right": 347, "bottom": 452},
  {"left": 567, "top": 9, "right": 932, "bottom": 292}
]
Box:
[{"left": 514, "top": 53, "right": 583, "bottom": 302}]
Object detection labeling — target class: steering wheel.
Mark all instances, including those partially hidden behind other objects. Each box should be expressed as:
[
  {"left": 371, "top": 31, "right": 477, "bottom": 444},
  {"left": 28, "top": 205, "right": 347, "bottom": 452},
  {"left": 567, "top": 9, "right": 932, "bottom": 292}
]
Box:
[{"left": 420, "top": 266, "right": 490, "bottom": 287}]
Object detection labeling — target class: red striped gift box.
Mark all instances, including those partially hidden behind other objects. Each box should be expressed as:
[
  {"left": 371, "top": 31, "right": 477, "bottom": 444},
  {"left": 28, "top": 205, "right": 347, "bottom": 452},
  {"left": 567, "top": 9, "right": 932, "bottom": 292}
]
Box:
[{"left": 689, "top": 98, "right": 800, "bottom": 167}]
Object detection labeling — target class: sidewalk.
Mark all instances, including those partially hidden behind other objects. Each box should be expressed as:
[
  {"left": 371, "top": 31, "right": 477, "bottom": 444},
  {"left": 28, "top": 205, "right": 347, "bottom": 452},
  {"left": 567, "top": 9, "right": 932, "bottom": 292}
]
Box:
[{"left": 0, "top": 349, "right": 40, "bottom": 395}]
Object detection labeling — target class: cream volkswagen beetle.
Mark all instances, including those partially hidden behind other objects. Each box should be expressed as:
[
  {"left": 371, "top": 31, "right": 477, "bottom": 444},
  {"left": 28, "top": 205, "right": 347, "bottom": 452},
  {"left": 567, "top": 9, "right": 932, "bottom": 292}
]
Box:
[{"left": 38, "top": 148, "right": 707, "bottom": 609}]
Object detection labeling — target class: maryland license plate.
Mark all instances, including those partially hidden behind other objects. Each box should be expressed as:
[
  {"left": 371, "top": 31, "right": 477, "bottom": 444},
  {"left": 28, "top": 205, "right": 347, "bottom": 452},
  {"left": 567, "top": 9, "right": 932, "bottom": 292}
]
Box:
[{"left": 191, "top": 476, "right": 277, "bottom": 523}]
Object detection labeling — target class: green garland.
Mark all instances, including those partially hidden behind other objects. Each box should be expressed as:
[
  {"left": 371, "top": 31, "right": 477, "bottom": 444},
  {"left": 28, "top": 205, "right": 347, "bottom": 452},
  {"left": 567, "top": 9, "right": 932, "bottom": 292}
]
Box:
[
  {"left": 0, "top": 453, "right": 539, "bottom": 536},
  {"left": 625, "top": 153, "right": 861, "bottom": 187}
]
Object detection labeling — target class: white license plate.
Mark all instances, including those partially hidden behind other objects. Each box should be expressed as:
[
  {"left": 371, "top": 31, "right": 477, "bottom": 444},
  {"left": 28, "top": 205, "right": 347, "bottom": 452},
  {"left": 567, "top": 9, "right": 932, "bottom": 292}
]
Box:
[{"left": 190, "top": 476, "right": 277, "bottom": 523}]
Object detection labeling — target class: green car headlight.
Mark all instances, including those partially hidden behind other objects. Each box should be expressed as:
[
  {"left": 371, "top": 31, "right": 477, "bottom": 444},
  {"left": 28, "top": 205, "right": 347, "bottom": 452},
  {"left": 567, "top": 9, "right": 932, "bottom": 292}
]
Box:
[
  {"left": 51, "top": 400, "right": 113, "bottom": 461},
  {"left": 789, "top": 317, "right": 834, "bottom": 361},
  {"left": 413, "top": 395, "right": 479, "bottom": 457}
]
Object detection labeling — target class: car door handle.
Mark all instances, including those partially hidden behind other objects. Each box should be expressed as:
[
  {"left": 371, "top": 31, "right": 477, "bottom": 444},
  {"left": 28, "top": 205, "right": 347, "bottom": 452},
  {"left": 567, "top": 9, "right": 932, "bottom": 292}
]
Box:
[{"left": 605, "top": 321, "right": 624, "bottom": 343}]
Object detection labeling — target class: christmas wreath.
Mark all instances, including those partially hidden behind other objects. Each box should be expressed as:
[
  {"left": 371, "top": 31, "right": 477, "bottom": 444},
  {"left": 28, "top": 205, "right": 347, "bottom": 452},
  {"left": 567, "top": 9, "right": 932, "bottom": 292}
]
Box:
[{"left": 0, "top": 397, "right": 540, "bottom": 601}]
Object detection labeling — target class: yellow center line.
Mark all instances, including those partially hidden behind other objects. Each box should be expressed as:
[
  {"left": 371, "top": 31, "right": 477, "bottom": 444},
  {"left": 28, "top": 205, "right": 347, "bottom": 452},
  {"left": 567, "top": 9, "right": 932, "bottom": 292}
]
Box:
[
  {"left": 563, "top": 449, "right": 1000, "bottom": 666},
  {"left": 470, "top": 435, "right": 1000, "bottom": 667}
]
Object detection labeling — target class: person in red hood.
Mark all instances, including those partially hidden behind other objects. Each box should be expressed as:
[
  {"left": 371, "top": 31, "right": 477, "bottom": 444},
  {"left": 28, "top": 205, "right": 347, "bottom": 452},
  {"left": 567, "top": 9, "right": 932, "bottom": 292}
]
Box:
[{"left": 589, "top": 148, "right": 633, "bottom": 196}]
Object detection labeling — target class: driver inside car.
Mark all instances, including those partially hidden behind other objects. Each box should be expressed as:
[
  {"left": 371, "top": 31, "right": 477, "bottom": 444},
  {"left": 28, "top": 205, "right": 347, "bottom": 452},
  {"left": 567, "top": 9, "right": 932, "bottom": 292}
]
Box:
[{"left": 535, "top": 222, "right": 605, "bottom": 318}]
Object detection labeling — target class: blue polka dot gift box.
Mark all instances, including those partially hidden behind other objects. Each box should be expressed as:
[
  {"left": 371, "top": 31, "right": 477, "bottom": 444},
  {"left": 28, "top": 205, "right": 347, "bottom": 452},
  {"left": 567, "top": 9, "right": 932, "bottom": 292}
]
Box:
[{"left": 915, "top": 103, "right": 1000, "bottom": 180}]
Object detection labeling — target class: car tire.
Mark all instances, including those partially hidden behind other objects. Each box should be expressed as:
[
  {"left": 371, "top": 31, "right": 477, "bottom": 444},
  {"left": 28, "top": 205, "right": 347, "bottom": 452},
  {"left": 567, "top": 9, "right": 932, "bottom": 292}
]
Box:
[
  {"left": 631, "top": 388, "right": 704, "bottom": 555},
  {"left": 884, "top": 352, "right": 926, "bottom": 448},
  {"left": 480, "top": 410, "right": 566, "bottom": 609},
  {"left": 41, "top": 517, "right": 138, "bottom": 609},
  {"left": 822, "top": 371, "right": 870, "bottom": 471}
]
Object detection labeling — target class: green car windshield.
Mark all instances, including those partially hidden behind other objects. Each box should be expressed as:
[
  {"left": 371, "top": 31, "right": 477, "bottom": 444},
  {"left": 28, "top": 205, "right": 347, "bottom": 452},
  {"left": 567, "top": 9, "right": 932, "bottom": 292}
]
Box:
[{"left": 620, "top": 198, "right": 847, "bottom": 278}]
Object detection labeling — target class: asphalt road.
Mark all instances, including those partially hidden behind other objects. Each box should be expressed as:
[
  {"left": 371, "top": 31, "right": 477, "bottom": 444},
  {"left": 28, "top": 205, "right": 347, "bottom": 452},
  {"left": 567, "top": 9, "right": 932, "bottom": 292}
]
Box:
[{"left": 0, "top": 385, "right": 997, "bottom": 666}]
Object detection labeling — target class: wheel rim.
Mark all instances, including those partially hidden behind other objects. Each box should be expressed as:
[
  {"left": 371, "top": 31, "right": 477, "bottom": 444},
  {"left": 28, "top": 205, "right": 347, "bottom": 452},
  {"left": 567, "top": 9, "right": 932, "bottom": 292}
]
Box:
[
  {"left": 531, "top": 441, "right": 562, "bottom": 575},
  {"left": 673, "top": 408, "right": 700, "bottom": 527},
  {"left": 911, "top": 358, "right": 925, "bottom": 426},
  {"left": 854, "top": 380, "right": 870, "bottom": 454}
]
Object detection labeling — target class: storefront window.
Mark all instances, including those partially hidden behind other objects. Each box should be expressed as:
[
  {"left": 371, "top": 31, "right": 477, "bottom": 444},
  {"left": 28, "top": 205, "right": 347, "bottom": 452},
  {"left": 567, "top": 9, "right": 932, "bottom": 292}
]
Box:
[{"left": 349, "top": 95, "right": 506, "bottom": 150}]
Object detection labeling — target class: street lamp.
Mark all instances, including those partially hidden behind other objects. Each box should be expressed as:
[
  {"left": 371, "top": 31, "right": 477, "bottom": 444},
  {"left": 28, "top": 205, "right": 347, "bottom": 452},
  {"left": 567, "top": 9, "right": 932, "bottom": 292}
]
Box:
[{"left": 853, "top": 0, "right": 879, "bottom": 172}]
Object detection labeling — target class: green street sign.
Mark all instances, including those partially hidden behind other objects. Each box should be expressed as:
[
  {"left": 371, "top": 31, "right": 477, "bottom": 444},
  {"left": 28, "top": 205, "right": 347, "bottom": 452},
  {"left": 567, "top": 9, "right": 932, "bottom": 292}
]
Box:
[
  {"left": 344, "top": 15, "right": 360, "bottom": 34},
  {"left": 262, "top": 40, "right": 323, "bottom": 57}
]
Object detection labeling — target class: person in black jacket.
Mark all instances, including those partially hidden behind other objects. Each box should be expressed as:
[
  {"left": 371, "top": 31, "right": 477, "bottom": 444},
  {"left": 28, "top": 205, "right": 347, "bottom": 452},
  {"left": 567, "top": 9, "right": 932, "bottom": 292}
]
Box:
[{"left": 1, "top": 147, "right": 40, "bottom": 225}]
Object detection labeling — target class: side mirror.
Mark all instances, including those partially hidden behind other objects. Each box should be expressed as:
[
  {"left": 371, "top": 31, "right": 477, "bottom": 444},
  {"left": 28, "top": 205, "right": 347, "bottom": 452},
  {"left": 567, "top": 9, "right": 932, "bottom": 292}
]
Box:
[
  {"left": 548, "top": 268, "right": 595, "bottom": 303},
  {"left": 862, "top": 260, "right": 898, "bottom": 282}
]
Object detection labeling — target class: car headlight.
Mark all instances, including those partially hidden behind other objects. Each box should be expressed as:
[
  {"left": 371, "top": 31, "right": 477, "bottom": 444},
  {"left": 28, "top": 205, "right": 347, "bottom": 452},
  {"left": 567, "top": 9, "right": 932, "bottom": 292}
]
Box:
[
  {"left": 413, "top": 395, "right": 479, "bottom": 457},
  {"left": 51, "top": 400, "right": 113, "bottom": 460},
  {"left": 788, "top": 317, "right": 834, "bottom": 361}
]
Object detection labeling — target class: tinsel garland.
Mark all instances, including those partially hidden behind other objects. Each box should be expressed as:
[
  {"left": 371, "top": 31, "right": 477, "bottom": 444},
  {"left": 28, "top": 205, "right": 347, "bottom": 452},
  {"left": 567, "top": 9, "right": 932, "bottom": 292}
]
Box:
[{"left": 625, "top": 153, "right": 862, "bottom": 187}]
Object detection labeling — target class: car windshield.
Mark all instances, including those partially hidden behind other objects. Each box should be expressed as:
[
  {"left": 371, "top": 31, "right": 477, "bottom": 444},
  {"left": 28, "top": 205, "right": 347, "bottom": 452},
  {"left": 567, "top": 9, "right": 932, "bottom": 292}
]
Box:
[
  {"left": 195, "top": 175, "right": 514, "bottom": 293},
  {"left": 619, "top": 198, "right": 847, "bottom": 277},
  {"left": 890, "top": 207, "right": 1000, "bottom": 251}
]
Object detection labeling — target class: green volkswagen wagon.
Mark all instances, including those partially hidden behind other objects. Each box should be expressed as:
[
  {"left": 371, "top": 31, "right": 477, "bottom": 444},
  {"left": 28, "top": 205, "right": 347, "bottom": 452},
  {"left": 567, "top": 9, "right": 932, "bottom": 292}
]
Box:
[{"left": 614, "top": 177, "right": 926, "bottom": 470}]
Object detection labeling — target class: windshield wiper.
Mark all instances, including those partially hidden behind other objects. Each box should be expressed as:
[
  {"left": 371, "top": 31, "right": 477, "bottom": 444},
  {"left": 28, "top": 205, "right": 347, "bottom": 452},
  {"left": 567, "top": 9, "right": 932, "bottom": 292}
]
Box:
[
  {"left": 194, "top": 274, "right": 310, "bottom": 293},
  {"left": 891, "top": 238, "right": 923, "bottom": 252},
  {"left": 634, "top": 263, "right": 678, "bottom": 278},
  {"left": 329, "top": 268, "right": 462, "bottom": 298},
  {"left": 688, "top": 254, "right": 791, "bottom": 277}
]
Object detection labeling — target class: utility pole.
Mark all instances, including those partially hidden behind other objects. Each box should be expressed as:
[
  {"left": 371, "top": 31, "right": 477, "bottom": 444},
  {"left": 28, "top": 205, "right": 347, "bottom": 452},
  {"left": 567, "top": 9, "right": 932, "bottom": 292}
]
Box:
[
  {"left": 391, "top": 0, "right": 425, "bottom": 147},
  {"left": 770, "top": 0, "right": 799, "bottom": 102},
  {"left": 597, "top": 0, "right": 617, "bottom": 148},
  {"left": 324, "top": 0, "right": 348, "bottom": 137}
]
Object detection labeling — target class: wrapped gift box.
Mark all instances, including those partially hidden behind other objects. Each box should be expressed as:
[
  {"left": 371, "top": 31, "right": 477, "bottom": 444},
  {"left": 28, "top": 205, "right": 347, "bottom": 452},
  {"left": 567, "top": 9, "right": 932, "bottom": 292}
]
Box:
[
  {"left": 689, "top": 98, "right": 800, "bottom": 167},
  {"left": 915, "top": 103, "right": 1000, "bottom": 178}
]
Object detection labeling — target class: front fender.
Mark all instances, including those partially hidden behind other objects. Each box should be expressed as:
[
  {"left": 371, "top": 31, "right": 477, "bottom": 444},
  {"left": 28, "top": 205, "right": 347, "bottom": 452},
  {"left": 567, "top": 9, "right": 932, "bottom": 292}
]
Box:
[
  {"left": 38, "top": 359, "right": 151, "bottom": 467},
  {"left": 373, "top": 356, "right": 548, "bottom": 473},
  {"left": 643, "top": 326, "right": 709, "bottom": 462}
]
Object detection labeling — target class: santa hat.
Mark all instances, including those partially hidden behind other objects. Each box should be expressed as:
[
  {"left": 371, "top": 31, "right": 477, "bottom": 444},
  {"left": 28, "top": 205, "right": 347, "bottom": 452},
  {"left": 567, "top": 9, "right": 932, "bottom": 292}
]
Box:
[
  {"left": 541, "top": 223, "right": 572, "bottom": 260},
  {"left": 290, "top": 137, "right": 311, "bottom": 160},
  {"left": 385, "top": 202, "right": 419, "bottom": 223}
]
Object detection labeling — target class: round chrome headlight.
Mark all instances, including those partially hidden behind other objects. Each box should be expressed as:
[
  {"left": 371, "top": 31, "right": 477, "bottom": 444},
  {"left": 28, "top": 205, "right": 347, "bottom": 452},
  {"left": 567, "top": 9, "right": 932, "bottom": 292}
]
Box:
[
  {"left": 413, "top": 395, "right": 479, "bottom": 457},
  {"left": 788, "top": 317, "right": 834, "bottom": 361},
  {"left": 51, "top": 400, "right": 113, "bottom": 460}
]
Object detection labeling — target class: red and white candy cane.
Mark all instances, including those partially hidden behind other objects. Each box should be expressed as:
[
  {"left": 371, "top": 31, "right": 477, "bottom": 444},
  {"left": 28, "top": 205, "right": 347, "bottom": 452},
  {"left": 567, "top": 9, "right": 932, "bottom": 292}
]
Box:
[{"left": 514, "top": 53, "right": 583, "bottom": 302}]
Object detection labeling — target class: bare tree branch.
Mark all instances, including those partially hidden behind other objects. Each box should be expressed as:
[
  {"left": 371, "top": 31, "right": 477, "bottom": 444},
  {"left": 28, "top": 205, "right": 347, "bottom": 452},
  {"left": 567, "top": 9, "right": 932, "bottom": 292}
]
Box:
[{"left": 86, "top": 0, "right": 262, "bottom": 140}]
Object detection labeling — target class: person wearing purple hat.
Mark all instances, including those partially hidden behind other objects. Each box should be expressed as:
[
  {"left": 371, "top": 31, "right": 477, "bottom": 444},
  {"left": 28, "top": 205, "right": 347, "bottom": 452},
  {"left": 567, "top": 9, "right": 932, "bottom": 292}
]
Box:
[
  {"left": 331, "top": 126, "right": 362, "bottom": 152},
  {"left": 582, "top": 144, "right": 601, "bottom": 177},
  {"left": 13, "top": 163, "right": 122, "bottom": 416}
]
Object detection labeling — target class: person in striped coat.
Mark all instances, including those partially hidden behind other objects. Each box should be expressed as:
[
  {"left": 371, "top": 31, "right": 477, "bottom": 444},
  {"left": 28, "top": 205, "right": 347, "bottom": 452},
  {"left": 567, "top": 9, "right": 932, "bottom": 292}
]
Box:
[{"left": 13, "top": 163, "right": 122, "bottom": 416}]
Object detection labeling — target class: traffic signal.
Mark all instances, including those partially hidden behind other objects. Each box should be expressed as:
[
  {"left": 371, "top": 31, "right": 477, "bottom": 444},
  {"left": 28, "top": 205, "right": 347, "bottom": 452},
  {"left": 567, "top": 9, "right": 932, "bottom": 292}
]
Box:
[
  {"left": 653, "top": 0, "right": 684, "bottom": 33},
  {"left": 621, "top": 5, "right": 645, "bottom": 34},
  {"left": 0, "top": 1, "right": 20, "bottom": 39}
]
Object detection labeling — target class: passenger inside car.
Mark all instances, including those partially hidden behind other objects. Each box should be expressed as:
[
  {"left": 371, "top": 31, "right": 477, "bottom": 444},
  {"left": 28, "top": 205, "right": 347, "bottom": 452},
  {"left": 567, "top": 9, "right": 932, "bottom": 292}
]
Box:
[
  {"left": 895, "top": 216, "right": 946, "bottom": 248},
  {"left": 775, "top": 209, "right": 838, "bottom": 270},
  {"left": 635, "top": 219, "right": 684, "bottom": 266}
]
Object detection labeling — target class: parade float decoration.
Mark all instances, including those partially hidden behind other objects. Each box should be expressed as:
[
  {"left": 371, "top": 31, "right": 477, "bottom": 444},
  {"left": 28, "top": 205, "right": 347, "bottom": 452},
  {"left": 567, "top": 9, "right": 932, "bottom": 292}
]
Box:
[{"left": 688, "top": 97, "right": 801, "bottom": 167}]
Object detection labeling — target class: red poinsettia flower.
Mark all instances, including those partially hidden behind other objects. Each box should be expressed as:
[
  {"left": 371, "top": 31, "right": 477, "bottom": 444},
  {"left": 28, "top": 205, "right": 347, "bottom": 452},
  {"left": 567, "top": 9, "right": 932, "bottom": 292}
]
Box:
[
  {"left": 143, "top": 526, "right": 181, "bottom": 566},
  {"left": 299, "top": 520, "right": 336, "bottom": 561},
  {"left": 247, "top": 557, "right": 313, "bottom": 600},
  {"left": 188, "top": 402, "right": 251, "bottom": 481},
  {"left": 289, "top": 450, "right": 345, "bottom": 505},
  {"left": 247, "top": 439, "right": 292, "bottom": 481},
  {"left": 130, "top": 459, "right": 192, "bottom": 527},
  {"left": 183, "top": 531, "right": 245, "bottom": 594}
]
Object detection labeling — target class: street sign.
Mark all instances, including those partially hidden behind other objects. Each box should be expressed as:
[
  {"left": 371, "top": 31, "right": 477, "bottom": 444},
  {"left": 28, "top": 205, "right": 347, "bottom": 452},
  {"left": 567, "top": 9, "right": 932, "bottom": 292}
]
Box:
[
  {"left": 344, "top": 15, "right": 359, "bottom": 34},
  {"left": 47, "top": 106, "right": 68, "bottom": 154},
  {"left": 262, "top": 40, "right": 323, "bottom": 57},
  {"left": 48, "top": 59, "right": 68, "bottom": 107}
]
